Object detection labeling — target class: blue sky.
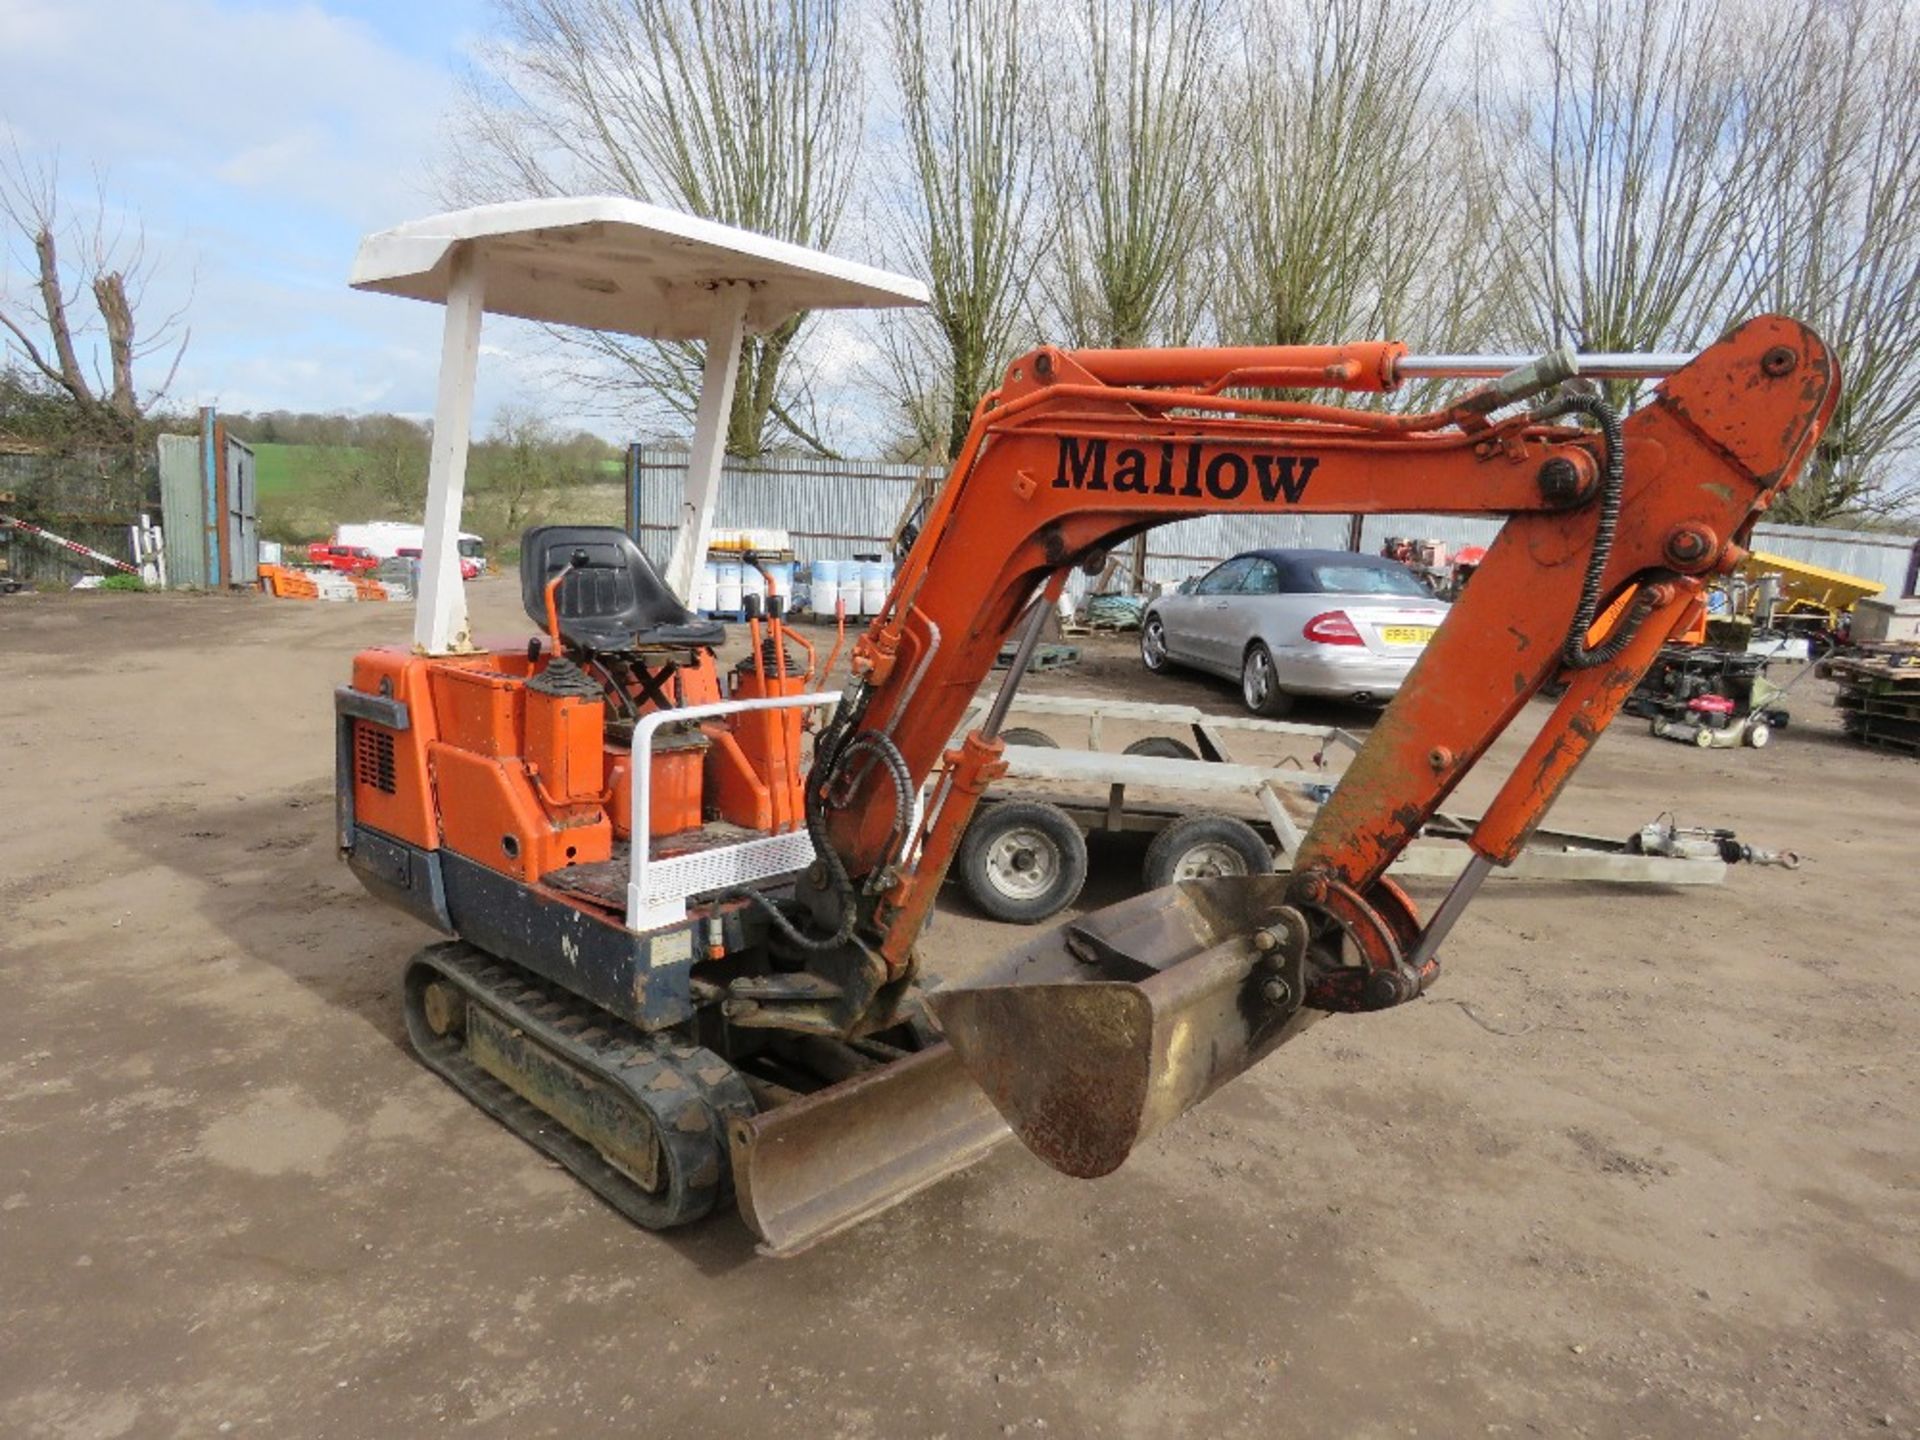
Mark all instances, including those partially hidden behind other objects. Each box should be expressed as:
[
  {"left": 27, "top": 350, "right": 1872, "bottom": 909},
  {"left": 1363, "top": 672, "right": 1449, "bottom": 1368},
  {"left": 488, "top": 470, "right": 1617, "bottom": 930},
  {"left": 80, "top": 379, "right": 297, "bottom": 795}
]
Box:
[{"left": 0, "top": 0, "right": 612, "bottom": 433}]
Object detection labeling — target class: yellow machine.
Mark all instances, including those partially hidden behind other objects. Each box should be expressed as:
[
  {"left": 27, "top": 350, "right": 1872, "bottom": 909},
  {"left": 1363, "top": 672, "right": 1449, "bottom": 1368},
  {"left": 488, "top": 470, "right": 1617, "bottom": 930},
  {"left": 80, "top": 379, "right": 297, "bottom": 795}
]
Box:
[{"left": 1733, "top": 550, "right": 1881, "bottom": 632}]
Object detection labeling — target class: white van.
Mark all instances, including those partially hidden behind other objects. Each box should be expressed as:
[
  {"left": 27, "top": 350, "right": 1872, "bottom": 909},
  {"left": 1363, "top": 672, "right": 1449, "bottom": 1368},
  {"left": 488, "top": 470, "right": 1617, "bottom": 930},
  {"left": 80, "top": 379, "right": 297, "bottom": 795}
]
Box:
[{"left": 334, "top": 522, "right": 486, "bottom": 571}]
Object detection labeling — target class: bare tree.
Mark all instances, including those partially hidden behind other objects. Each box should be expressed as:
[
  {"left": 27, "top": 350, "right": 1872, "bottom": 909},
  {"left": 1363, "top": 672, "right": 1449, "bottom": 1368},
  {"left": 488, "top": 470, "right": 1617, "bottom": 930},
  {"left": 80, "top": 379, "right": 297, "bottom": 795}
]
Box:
[
  {"left": 1493, "top": 0, "right": 1767, "bottom": 363},
  {"left": 880, "top": 0, "right": 1046, "bottom": 459},
  {"left": 452, "top": 0, "right": 864, "bottom": 456},
  {"left": 1739, "top": 0, "right": 1920, "bottom": 523},
  {"left": 470, "top": 405, "right": 564, "bottom": 537},
  {"left": 0, "top": 149, "right": 188, "bottom": 439},
  {"left": 1217, "top": 0, "right": 1481, "bottom": 354},
  {"left": 1047, "top": 0, "right": 1224, "bottom": 349}
]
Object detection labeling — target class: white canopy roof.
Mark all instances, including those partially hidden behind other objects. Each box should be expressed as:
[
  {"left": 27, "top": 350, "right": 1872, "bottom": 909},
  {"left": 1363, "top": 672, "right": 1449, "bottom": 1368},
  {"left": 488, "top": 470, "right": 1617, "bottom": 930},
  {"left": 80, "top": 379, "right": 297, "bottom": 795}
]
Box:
[{"left": 349, "top": 196, "right": 927, "bottom": 338}]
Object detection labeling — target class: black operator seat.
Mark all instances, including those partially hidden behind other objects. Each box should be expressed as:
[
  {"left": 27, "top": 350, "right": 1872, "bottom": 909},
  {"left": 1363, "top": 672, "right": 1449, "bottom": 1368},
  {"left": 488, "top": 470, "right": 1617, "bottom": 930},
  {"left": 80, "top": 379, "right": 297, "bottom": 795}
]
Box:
[{"left": 520, "top": 525, "right": 727, "bottom": 651}]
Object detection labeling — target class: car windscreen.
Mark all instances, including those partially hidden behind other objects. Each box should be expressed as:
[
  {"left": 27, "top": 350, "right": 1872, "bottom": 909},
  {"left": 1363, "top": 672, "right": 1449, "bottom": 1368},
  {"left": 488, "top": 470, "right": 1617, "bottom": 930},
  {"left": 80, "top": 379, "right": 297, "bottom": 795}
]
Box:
[{"left": 1309, "top": 563, "right": 1431, "bottom": 598}]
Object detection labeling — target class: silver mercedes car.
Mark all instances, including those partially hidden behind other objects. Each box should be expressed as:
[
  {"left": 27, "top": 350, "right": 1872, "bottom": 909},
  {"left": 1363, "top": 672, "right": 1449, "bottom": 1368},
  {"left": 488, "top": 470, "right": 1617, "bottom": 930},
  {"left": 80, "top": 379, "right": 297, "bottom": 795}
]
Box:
[{"left": 1141, "top": 548, "right": 1450, "bottom": 716}]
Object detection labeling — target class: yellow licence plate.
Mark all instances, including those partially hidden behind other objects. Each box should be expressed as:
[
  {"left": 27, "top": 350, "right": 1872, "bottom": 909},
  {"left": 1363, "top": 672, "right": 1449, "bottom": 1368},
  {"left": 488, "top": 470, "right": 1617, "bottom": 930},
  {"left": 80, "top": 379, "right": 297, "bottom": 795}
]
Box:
[{"left": 1380, "top": 625, "right": 1436, "bottom": 647}]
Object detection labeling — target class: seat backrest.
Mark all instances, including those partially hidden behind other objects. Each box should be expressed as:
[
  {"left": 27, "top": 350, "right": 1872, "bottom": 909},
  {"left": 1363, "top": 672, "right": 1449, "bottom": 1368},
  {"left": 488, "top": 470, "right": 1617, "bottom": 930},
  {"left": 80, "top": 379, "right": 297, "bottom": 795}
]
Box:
[{"left": 520, "top": 525, "right": 712, "bottom": 651}]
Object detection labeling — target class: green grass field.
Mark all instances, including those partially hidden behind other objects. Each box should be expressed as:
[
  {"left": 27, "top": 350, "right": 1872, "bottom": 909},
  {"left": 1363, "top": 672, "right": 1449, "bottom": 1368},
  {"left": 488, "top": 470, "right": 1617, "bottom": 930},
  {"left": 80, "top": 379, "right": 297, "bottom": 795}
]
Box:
[
  {"left": 252, "top": 444, "right": 621, "bottom": 499},
  {"left": 251, "top": 441, "right": 628, "bottom": 545},
  {"left": 251, "top": 442, "right": 363, "bottom": 500}
]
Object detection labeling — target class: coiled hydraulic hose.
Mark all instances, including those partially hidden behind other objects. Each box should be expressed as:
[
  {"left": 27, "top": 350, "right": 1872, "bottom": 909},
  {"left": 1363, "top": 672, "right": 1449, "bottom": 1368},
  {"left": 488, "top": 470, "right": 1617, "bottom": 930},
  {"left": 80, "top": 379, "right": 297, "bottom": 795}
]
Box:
[
  {"left": 1539, "top": 392, "right": 1651, "bottom": 670},
  {"left": 835, "top": 733, "right": 916, "bottom": 893},
  {"left": 729, "top": 689, "right": 912, "bottom": 955}
]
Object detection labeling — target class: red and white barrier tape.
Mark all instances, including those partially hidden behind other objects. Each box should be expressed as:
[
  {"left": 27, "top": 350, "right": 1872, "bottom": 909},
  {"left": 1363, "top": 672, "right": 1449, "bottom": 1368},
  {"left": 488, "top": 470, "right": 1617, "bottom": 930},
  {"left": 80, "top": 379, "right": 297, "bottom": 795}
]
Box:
[{"left": 0, "top": 514, "right": 141, "bottom": 575}]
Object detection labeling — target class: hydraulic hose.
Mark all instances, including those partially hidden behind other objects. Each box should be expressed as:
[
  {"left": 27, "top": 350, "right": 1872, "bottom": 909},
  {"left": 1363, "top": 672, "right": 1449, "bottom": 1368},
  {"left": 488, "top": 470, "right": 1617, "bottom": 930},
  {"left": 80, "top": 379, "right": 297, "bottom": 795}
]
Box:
[
  {"left": 731, "top": 687, "right": 890, "bottom": 954},
  {"left": 1539, "top": 392, "right": 1642, "bottom": 669},
  {"left": 837, "top": 732, "right": 916, "bottom": 893}
]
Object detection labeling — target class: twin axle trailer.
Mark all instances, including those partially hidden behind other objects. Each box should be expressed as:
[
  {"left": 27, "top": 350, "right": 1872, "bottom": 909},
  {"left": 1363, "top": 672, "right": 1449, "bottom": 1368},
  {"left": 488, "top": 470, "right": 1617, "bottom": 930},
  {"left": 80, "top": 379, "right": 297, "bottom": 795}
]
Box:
[{"left": 950, "top": 694, "right": 1733, "bottom": 924}]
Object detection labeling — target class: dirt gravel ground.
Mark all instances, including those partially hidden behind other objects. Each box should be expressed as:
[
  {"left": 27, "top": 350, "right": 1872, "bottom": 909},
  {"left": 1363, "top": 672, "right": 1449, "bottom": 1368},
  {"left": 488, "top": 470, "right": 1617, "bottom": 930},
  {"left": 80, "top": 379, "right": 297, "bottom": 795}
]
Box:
[{"left": 1, "top": 577, "right": 1916, "bottom": 1440}]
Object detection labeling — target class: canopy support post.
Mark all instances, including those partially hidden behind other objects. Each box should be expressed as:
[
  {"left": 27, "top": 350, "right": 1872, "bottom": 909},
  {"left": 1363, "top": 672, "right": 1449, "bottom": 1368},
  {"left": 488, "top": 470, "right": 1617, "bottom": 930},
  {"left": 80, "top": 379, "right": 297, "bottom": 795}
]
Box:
[
  {"left": 415, "top": 244, "right": 485, "bottom": 654},
  {"left": 664, "top": 283, "right": 749, "bottom": 604}
]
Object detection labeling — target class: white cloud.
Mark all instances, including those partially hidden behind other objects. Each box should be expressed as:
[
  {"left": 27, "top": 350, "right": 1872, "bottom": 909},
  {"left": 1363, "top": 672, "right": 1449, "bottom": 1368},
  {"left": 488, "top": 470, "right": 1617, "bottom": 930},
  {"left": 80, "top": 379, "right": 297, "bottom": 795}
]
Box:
[
  {"left": 0, "top": 0, "right": 919, "bottom": 448},
  {"left": 0, "top": 0, "right": 450, "bottom": 227},
  {"left": 215, "top": 128, "right": 331, "bottom": 190},
  {"left": 0, "top": 0, "right": 501, "bottom": 424}
]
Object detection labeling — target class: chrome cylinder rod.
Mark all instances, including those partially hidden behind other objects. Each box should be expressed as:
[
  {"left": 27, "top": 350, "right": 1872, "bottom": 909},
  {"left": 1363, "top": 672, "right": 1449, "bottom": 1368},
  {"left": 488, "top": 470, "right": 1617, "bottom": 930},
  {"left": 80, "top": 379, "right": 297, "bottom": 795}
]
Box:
[
  {"left": 1405, "top": 851, "right": 1495, "bottom": 974},
  {"left": 979, "top": 589, "right": 1055, "bottom": 740},
  {"left": 1397, "top": 352, "right": 1693, "bottom": 381}
]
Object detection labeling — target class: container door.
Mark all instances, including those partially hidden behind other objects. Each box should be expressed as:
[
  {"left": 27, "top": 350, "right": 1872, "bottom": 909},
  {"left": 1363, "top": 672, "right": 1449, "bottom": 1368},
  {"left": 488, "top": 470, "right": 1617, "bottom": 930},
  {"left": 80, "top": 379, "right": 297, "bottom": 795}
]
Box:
[{"left": 226, "top": 438, "right": 258, "bottom": 583}]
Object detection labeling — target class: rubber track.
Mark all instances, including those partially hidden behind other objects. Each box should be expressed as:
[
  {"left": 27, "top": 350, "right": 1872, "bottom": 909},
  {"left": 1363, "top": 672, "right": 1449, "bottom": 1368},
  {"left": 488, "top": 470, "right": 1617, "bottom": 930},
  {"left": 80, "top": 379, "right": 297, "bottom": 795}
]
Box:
[{"left": 403, "top": 941, "right": 756, "bottom": 1230}]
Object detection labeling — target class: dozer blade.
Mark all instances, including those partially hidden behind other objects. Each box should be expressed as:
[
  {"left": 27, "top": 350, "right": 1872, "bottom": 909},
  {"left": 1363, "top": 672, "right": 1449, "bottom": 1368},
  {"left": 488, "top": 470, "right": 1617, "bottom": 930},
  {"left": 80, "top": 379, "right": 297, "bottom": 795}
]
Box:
[
  {"left": 927, "top": 875, "right": 1322, "bottom": 1179},
  {"left": 730, "top": 1042, "right": 1011, "bottom": 1257}
]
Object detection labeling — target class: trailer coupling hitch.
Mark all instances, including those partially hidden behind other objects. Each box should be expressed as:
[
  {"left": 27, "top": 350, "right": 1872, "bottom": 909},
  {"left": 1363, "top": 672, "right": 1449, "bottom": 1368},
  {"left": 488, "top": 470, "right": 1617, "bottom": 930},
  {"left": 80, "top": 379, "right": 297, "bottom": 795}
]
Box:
[{"left": 1631, "top": 817, "right": 1803, "bottom": 870}]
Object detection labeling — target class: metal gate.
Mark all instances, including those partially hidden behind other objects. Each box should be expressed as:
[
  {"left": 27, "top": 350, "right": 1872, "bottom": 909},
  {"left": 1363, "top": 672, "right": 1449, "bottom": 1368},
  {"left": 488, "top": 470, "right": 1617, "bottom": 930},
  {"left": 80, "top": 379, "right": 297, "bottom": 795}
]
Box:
[
  {"left": 156, "top": 410, "right": 258, "bottom": 588},
  {"left": 224, "top": 435, "right": 258, "bottom": 581}
]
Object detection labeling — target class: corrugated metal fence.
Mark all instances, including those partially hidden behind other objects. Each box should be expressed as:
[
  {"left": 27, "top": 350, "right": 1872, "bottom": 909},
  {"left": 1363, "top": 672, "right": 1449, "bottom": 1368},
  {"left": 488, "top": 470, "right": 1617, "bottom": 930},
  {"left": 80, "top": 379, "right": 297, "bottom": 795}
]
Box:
[
  {"left": 626, "top": 446, "right": 936, "bottom": 571},
  {"left": 1743, "top": 525, "right": 1918, "bottom": 597},
  {"left": 0, "top": 450, "right": 156, "bottom": 587},
  {"left": 156, "top": 435, "right": 208, "bottom": 587},
  {"left": 157, "top": 413, "right": 259, "bottom": 588},
  {"left": 624, "top": 445, "right": 1920, "bottom": 598}
]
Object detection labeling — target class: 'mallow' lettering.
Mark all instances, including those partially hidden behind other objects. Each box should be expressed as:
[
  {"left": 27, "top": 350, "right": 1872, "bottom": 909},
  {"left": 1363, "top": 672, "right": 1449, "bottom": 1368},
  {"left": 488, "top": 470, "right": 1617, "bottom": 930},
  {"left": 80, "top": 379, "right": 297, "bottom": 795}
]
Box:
[
  {"left": 1052, "top": 438, "right": 1319, "bottom": 506},
  {"left": 1255, "top": 455, "right": 1319, "bottom": 504},
  {"left": 1053, "top": 437, "right": 1108, "bottom": 490}
]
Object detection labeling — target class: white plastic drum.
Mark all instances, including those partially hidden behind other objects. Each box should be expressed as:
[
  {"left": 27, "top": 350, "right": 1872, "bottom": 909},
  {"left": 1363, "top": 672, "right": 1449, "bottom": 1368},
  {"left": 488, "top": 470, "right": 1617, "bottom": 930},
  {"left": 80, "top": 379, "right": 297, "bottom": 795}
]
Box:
[
  {"left": 692, "top": 560, "right": 718, "bottom": 616},
  {"left": 860, "top": 559, "right": 889, "bottom": 617},
  {"left": 810, "top": 559, "right": 841, "bottom": 619},
  {"left": 714, "top": 560, "right": 744, "bottom": 616}
]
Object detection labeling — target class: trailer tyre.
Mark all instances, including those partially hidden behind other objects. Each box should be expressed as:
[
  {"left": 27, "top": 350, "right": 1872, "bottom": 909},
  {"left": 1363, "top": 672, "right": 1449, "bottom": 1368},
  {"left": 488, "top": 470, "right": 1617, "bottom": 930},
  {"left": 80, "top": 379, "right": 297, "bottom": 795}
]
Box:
[
  {"left": 999, "top": 727, "right": 1059, "bottom": 748},
  {"left": 956, "top": 802, "right": 1089, "bottom": 923},
  {"left": 1122, "top": 735, "right": 1200, "bottom": 761},
  {"left": 1143, "top": 815, "right": 1275, "bottom": 888}
]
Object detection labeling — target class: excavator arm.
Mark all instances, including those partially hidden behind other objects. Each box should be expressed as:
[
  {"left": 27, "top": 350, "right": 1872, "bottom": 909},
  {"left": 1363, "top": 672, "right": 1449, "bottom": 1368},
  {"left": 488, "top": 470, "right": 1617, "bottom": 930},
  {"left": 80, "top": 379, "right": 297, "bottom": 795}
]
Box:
[{"left": 791, "top": 315, "right": 1835, "bottom": 1176}]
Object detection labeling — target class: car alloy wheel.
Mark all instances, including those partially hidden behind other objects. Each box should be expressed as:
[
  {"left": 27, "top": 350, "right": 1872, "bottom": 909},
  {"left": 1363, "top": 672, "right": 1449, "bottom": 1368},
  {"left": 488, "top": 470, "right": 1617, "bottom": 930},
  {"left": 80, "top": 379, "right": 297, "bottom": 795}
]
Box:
[{"left": 1141, "top": 616, "right": 1169, "bottom": 672}]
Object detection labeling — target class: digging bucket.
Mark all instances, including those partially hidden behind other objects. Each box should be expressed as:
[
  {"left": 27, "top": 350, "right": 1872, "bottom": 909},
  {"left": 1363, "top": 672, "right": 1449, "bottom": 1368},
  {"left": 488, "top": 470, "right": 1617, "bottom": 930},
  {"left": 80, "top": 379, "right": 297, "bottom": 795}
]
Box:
[{"left": 927, "top": 875, "right": 1323, "bottom": 1179}]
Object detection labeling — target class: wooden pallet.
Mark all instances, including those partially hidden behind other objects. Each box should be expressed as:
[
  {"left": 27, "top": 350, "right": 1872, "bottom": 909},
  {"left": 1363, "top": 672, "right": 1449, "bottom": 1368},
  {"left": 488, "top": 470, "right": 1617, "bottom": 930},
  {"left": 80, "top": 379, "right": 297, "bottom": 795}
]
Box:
[
  {"left": 1820, "top": 648, "right": 1920, "bottom": 682},
  {"left": 1836, "top": 693, "right": 1920, "bottom": 723},
  {"left": 1844, "top": 720, "right": 1920, "bottom": 756},
  {"left": 1841, "top": 708, "right": 1920, "bottom": 756},
  {"left": 1825, "top": 647, "right": 1920, "bottom": 757}
]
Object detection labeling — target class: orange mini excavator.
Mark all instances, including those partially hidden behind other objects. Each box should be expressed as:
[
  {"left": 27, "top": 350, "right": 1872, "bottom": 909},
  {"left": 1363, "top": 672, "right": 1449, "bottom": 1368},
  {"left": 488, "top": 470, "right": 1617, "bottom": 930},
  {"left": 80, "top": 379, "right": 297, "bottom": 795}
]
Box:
[{"left": 337, "top": 200, "right": 1836, "bottom": 1254}]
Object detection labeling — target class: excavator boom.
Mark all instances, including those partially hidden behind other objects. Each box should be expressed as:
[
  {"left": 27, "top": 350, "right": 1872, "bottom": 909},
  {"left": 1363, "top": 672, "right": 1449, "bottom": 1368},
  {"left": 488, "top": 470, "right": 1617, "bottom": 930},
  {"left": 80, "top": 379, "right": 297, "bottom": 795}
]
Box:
[{"left": 798, "top": 316, "right": 1837, "bottom": 1181}]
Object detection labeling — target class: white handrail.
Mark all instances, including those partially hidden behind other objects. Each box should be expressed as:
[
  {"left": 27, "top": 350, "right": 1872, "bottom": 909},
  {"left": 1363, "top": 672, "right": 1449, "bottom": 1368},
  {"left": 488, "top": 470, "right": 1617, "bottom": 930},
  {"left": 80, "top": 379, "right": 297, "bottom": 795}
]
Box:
[{"left": 627, "top": 689, "right": 843, "bottom": 932}]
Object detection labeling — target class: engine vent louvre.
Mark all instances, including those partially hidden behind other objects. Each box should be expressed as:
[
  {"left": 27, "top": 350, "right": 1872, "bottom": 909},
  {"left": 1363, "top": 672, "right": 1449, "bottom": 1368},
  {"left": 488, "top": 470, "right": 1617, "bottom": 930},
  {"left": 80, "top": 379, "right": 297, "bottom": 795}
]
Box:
[{"left": 355, "top": 725, "right": 397, "bottom": 795}]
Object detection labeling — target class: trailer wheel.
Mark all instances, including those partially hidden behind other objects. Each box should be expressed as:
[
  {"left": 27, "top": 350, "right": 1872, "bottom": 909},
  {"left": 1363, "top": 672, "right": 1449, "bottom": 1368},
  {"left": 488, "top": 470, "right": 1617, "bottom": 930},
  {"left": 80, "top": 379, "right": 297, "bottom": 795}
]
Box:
[
  {"left": 956, "top": 802, "right": 1088, "bottom": 923},
  {"left": 1143, "top": 815, "right": 1275, "bottom": 888},
  {"left": 1122, "top": 735, "right": 1199, "bottom": 761},
  {"left": 999, "top": 726, "right": 1058, "bottom": 748}
]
